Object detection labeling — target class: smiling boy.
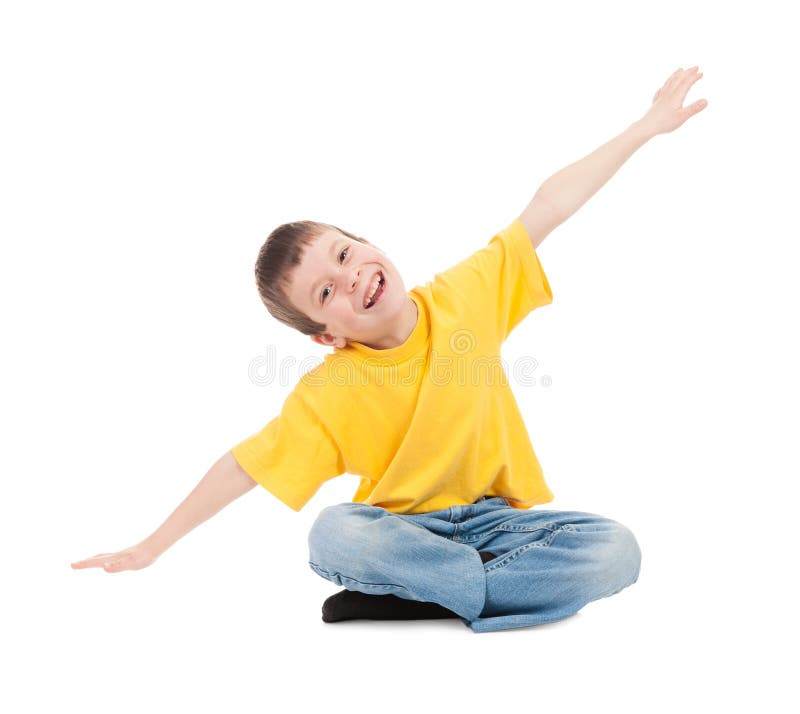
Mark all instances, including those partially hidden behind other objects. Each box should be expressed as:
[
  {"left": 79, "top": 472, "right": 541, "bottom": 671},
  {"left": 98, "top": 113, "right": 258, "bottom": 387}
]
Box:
[
  {"left": 72, "top": 67, "right": 706, "bottom": 633},
  {"left": 284, "top": 226, "right": 419, "bottom": 351}
]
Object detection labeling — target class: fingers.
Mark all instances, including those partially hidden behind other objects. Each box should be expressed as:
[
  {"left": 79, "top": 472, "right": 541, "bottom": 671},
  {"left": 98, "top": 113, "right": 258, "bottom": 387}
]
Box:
[
  {"left": 668, "top": 67, "right": 684, "bottom": 85},
  {"left": 658, "top": 66, "right": 704, "bottom": 105},
  {"left": 681, "top": 66, "right": 703, "bottom": 89},
  {"left": 71, "top": 554, "right": 108, "bottom": 569},
  {"left": 676, "top": 66, "right": 702, "bottom": 88},
  {"left": 71, "top": 552, "right": 125, "bottom": 570},
  {"left": 666, "top": 66, "right": 702, "bottom": 91},
  {"left": 690, "top": 98, "right": 708, "bottom": 114},
  {"left": 679, "top": 68, "right": 704, "bottom": 109}
]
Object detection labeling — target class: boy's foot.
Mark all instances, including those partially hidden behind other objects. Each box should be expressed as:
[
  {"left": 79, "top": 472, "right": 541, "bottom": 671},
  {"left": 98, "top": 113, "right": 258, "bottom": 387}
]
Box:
[
  {"left": 322, "top": 591, "right": 460, "bottom": 622},
  {"left": 320, "top": 551, "right": 497, "bottom": 623}
]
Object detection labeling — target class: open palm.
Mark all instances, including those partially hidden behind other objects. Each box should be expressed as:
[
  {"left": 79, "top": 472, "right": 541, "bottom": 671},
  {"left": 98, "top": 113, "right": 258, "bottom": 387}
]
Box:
[
  {"left": 71, "top": 542, "right": 159, "bottom": 573},
  {"left": 643, "top": 66, "right": 707, "bottom": 135}
]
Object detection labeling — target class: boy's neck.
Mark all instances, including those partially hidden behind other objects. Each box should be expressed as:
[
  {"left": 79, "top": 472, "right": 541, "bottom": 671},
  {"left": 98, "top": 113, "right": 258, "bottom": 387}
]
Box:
[{"left": 360, "top": 295, "right": 418, "bottom": 350}]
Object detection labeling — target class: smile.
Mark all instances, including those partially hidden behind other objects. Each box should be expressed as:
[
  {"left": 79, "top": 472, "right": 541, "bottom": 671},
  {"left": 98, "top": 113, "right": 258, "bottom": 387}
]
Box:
[{"left": 364, "top": 271, "right": 386, "bottom": 309}]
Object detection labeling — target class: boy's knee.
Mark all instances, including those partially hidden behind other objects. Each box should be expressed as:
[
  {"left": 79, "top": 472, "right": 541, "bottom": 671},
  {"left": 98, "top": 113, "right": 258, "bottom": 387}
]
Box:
[
  {"left": 607, "top": 522, "right": 642, "bottom": 588},
  {"left": 307, "top": 503, "right": 381, "bottom": 575},
  {"left": 308, "top": 504, "right": 348, "bottom": 562}
]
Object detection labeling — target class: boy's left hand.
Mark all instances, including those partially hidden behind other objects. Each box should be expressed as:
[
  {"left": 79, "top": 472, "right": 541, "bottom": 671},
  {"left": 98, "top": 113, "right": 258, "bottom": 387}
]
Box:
[{"left": 640, "top": 66, "right": 707, "bottom": 136}]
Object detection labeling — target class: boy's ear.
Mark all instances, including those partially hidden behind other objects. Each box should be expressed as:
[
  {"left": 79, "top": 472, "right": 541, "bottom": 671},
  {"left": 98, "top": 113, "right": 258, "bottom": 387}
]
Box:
[{"left": 311, "top": 333, "right": 348, "bottom": 349}]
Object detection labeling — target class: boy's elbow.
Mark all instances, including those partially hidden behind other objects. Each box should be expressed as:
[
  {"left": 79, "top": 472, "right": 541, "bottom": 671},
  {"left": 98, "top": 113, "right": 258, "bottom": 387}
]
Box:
[{"left": 519, "top": 193, "right": 562, "bottom": 249}]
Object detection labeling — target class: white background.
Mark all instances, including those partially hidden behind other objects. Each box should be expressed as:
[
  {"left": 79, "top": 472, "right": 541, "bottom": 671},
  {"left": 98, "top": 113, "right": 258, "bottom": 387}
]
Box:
[{"left": 2, "top": 0, "right": 798, "bottom": 711}]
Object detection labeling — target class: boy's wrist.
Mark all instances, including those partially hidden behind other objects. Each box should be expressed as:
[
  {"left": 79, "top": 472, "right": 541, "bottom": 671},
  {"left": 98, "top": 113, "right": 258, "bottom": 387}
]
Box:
[
  {"left": 141, "top": 530, "right": 175, "bottom": 557},
  {"left": 629, "top": 117, "right": 658, "bottom": 143}
]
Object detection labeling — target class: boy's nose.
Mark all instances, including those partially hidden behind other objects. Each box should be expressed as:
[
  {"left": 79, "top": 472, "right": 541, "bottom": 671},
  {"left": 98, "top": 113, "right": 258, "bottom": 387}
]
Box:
[{"left": 348, "top": 268, "right": 362, "bottom": 293}]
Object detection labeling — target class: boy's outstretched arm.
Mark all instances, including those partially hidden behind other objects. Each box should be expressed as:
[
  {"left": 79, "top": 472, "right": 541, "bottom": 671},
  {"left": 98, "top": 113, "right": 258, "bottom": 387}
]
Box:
[
  {"left": 71, "top": 451, "right": 257, "bottom": 573},
  {"left": 519, "top": 66, "right": 707, "bottom": 249}
]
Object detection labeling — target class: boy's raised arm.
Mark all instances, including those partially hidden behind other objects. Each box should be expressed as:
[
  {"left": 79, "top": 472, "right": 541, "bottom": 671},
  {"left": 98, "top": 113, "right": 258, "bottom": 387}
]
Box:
[
  {"left": 71, "top": 451, "right": 257, "bottom": 573},
  {"left": 519, "top": 66, "right": 707, "bottom": 250}
]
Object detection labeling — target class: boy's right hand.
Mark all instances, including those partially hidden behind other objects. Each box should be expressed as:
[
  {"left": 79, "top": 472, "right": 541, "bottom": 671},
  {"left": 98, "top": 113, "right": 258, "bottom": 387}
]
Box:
[{"left": 71, "top": 542, "right": 159, "bottom": 573}]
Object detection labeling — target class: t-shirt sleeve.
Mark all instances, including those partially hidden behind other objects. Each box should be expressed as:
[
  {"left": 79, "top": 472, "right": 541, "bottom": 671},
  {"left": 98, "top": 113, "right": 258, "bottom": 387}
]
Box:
[
  {"left": 430, "top": 218, "right": 553, "bottom": 344},
  {"left": 230, "top": 389, "right": 345, "bottom": 512}
]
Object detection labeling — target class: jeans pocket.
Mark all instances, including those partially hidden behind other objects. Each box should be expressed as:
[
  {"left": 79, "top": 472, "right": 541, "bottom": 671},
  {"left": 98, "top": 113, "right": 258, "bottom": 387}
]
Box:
[{"left": 484, "top": 524, "right": 578, "bottom": 572}]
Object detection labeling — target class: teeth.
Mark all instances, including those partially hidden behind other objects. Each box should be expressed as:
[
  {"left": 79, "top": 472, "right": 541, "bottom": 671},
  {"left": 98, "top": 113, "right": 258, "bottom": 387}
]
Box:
[{"left": 364, "top": 272, "right": 382, "bottom": 308}]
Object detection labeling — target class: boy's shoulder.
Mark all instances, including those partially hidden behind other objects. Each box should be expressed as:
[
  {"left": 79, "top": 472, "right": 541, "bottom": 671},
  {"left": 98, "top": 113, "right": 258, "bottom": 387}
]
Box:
[{"left": 296, "top": 350, "right": 362, "bottom": 393}]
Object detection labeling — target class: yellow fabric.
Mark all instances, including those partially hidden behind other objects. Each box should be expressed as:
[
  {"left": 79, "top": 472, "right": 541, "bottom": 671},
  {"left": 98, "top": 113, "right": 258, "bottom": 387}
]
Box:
[{"left": 231, "top": 218, "right": 554, "bottom": 514}]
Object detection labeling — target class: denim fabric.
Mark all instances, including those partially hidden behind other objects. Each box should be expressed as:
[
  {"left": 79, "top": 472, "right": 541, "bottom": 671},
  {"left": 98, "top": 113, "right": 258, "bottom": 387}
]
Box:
[{"left": 307, "top": 496, "right": 641, "bottom": 633}]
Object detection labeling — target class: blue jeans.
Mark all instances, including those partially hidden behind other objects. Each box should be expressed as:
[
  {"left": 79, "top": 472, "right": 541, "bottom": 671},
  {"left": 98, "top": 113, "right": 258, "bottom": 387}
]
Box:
[{"left": 308, "top": 497, "right": 641, "bottom": 633}]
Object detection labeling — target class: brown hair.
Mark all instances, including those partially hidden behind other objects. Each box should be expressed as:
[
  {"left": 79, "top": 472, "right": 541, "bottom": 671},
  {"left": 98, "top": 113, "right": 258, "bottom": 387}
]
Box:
[{"left": 254, "top": 220, "right": 370, "bottom": 336}]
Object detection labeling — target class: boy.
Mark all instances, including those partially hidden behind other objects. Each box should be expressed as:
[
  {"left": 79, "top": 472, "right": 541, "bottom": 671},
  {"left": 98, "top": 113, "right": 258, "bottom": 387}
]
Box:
[{"left": 72, "top": 67, "right": 706, "bottom": 633}]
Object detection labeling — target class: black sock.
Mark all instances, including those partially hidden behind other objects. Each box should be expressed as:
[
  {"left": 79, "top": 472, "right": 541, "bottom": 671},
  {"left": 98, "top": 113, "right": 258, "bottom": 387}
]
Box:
[
  {"left": 321, "top": 551, "right": 497, "bottom": 623},
  {"left": 322, "top": 591, "right": 460, "bottom": 622}
]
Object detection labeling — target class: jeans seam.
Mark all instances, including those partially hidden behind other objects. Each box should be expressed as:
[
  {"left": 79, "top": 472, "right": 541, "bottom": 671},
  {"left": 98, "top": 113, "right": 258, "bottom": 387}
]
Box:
[
  {"left": 458, "top": 522, "right": 561, "bottom": 545},
  {"left": 493, "top": 521, "right": 564, "bottom": 533},
  {"left": 308, "top": 560, "right": 411, "bottom": 593},
  {"left": 483, "top": 524, "right": 577, "bottom": 572}
]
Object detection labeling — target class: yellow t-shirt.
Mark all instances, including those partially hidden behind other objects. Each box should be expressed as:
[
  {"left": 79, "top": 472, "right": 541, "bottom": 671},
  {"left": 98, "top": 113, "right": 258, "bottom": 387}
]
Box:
[{"left": 231, "top": 218, "right": 554, "bottom": 514}]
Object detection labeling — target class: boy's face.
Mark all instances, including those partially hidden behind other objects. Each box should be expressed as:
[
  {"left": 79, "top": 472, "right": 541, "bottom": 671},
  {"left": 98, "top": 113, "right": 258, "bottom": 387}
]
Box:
[{"left": 285, "top": 227, "right": 413, "bottom": 350}]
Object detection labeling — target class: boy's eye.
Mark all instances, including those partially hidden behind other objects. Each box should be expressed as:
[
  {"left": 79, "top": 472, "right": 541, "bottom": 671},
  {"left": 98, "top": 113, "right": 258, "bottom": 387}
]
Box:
[{"left": 321, "top": 246, "right": 349, "bottom": 304}]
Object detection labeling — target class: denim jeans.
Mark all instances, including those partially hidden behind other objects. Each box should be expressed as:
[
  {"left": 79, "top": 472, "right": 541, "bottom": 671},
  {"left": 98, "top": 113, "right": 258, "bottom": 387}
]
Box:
[{"left": 307, "top": 496, "right": 641, "bottom": 633}]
